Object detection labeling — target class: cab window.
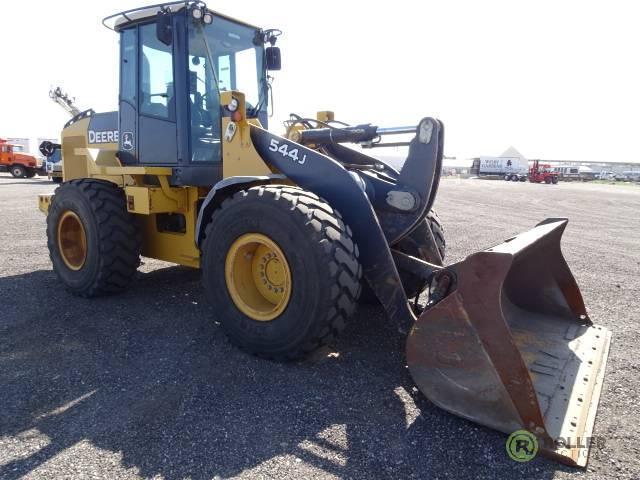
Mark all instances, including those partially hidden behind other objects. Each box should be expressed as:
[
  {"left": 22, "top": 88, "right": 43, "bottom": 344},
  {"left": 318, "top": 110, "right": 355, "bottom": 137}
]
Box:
[
  {"left": 187, "top": 15, "right": 266, "bottom": 163},
  {"left": 139, "top": 23, "right": 175, "bottom": 119},
  {"left": 121, "top": 28, "right": 137, "bottom": 105},
  {"left": 187, "top": 24, "right": 222, "bottom": 162}
]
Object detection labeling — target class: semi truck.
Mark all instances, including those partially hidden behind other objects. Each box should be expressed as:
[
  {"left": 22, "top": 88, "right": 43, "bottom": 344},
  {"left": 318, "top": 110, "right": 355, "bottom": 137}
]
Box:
[{"left": 470, "top": 156, "right": 528, "bottom": 181}]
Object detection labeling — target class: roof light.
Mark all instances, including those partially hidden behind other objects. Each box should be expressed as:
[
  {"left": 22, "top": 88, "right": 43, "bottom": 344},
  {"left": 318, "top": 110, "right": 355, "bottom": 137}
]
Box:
[{"left": 191, "top": 6, "right": 203, "bottom": 19}]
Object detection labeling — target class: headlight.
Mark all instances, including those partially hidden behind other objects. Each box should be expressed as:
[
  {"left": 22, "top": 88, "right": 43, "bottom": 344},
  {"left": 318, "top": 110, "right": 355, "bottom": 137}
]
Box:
[
  {"left": 418, "top": 119, "right": 433, "bottom": 144},
  {"left": 227, "top": 97, "right": 239, "bottom": 112}
]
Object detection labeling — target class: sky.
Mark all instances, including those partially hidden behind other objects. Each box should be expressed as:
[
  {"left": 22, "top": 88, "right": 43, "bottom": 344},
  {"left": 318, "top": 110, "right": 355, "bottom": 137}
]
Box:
[{"left": 1, "top": 0, "right": 638, "bottom": 162}]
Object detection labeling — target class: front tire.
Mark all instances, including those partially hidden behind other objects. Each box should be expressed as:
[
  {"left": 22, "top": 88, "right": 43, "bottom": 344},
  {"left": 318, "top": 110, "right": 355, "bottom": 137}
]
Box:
[
  {"left": 394, "top": 211, "right": 446, "bottom": 299},
  {"left": 201, "top": 185, "right": 362, "bottom": 360},
  {"left": 359, "top": 210, "right": 446, "bottom": 303},
  {"left": 47, "top": 179, "right": 141, "bottom": 297},
  {"left": 10, "top": 165, "right": 26, "bottom": 178}
]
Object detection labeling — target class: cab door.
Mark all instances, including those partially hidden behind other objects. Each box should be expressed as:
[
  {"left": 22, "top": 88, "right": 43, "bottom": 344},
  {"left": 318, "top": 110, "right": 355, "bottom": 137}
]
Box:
[
  {"left": 137, "top": 23, "right": 178, "bottom": 165},
  {"left": 118, "top": 23, "right": 178, "bottom": 165},
  {"left": 118, "top": 27, "right": 138, "bottom": 164}
]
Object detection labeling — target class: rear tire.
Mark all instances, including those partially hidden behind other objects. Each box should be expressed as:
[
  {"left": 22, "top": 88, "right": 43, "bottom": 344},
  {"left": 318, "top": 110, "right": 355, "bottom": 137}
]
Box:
[
  {"left": 52, "top": 176, "right": 63, "bottom": 184},
  {"left": 551, "top": 176, "right": 558, "bottom": 184},
  {"left": 201, "top": 185, "right": 362, "bottom": 360},
  {"left": 47, "top": 179, "right": 141, "bottom": 297},
  {"left": 10, "top": 165, "right": 26, "bottom": 178}
]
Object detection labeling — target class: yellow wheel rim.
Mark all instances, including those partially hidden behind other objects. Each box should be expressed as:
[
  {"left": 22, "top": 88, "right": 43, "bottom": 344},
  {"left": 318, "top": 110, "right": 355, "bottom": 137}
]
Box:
[
  {"left": 57, "top": 211, "right": 87, "bottom": 271},
  {"left": 225, "top": 233, "right": 292, "bottom": 321}
]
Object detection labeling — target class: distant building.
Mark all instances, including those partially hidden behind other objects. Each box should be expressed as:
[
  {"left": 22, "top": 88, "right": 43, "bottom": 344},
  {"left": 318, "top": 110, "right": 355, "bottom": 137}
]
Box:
[
  {"left": 37, "top": 137, "right": 58, "bottom": 147},
  {"left": 542, "top": 159, "right": 639, "bottom": 175},
  {"left": 500, "top": 146, "right": 528, "bottom": 163},
  {"left": 468, "top": 146, "right": 639, "bottom": 179}
]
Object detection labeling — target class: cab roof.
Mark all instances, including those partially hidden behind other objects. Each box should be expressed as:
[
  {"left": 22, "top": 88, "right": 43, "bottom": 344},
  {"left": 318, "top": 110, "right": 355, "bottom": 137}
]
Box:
[{"left": 102, "top": 1, "right": 260, "bottom": 32}]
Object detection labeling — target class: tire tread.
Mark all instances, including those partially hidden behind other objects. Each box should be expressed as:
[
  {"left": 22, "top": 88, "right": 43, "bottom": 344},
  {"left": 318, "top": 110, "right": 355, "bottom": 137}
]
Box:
[
  {"left": 202, "top": 185, "right": 361, "bottom": 360},
  {"left": 47, "top": 179, "right": 140, "bottom": 297}
]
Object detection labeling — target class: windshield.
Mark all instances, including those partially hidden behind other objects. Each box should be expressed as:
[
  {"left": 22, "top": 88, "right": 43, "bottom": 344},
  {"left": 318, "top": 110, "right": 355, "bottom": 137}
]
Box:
[
  {"left": 187, "top": 14, "right": 266, "bottom": 162},
  {"left": 188, "top": 15, "right": 266, "bottom": 113},
  {"left": 13, "top": 145, "right": 24, "bottom": 152}
]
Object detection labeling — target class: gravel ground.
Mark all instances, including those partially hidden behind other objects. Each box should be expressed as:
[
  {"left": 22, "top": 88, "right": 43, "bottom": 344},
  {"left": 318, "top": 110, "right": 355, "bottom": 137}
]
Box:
[{"left": 0, "top": 173, "right": 638, "bottom": 480}]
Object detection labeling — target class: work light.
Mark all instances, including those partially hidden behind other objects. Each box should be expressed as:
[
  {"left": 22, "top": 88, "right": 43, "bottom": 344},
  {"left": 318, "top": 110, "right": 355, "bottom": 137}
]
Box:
[{"left": 191, "top": 6, "right": 203, "bottom": 19}]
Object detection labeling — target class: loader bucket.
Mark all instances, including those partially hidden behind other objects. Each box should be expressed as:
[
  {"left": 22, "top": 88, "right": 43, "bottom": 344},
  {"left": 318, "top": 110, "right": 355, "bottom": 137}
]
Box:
[{"left": 407, "top": 218, "right": 611, "bottom": 467}]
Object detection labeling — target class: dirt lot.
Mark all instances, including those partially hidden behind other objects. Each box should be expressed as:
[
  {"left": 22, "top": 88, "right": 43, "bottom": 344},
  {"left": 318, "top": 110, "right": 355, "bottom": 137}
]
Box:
[{"left": 1, "top": 173, "right": 638, "bottom": 480}]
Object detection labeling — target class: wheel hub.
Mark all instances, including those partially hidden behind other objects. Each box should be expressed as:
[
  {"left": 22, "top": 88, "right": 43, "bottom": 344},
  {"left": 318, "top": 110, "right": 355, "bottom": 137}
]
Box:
[
  {"left": 225, "top": 233, "right": 292, "bottom": 321},
  {"left": 57, "top": 210, "right": 87, "bottom": 270}
]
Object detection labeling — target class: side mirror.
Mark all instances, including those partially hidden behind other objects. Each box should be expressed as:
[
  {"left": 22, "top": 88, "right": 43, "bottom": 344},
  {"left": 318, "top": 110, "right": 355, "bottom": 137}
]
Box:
[
  {"left": 156, "top": 10, "right": 172, "bottom": 46},
  {"left": 265, "top": 46, "right": 281, "bottom": 71}
]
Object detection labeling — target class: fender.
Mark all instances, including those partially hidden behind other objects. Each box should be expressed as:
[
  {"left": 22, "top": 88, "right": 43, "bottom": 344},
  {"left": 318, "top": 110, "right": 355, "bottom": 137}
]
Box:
[
  {"left": 195, "top": 174, "right": 286, "bottom": 246},
  {"left": 249, "top": 125, "right": 417, "bottom": 325}
]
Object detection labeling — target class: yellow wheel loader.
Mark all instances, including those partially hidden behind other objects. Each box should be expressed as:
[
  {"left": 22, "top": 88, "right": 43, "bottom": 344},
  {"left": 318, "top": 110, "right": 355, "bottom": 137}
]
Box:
[{"left": 38, "top": 2, "right": 611, "bottom": 467}]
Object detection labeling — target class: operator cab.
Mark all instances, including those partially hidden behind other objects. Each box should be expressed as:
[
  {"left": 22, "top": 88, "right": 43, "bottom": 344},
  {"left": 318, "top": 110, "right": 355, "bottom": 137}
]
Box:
[{"left": 104, "top": 2, "right": 281, "bottom": 186}]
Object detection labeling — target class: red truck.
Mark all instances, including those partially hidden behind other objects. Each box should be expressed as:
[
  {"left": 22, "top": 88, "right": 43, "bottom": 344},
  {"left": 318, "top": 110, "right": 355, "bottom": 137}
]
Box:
[
  {"left": 0, "top": 138, "right": 41, "bottom": 178},
  {"left": 528, "top": 159, "right": 558, "bottom": 184}
]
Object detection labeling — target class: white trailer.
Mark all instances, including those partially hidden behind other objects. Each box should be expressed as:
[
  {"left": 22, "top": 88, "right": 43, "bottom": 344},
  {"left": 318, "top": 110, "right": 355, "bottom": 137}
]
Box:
[{"left": 470, "top": 156, "right": 528, "bottom": 181}]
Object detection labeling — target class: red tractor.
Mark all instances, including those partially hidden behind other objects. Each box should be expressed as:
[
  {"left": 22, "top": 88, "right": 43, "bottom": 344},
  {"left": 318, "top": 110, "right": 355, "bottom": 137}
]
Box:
[{"left": 528, "top": 159, "right": 558, "bottom": 184}]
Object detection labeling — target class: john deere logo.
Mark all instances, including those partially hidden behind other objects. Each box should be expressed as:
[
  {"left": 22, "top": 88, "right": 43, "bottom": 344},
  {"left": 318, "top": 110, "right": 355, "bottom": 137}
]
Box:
[
  {"left": 506, "top": 430, "right": 538, "bottom": 462},
  {"left": 122, "top": 132, "right": 134, "bottom": 151}
]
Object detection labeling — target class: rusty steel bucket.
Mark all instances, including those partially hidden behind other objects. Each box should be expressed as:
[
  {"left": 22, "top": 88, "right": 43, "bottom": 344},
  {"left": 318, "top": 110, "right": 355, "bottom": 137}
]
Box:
[{"left": 407, "top": 218, "right": 611, "bottom": 467}]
